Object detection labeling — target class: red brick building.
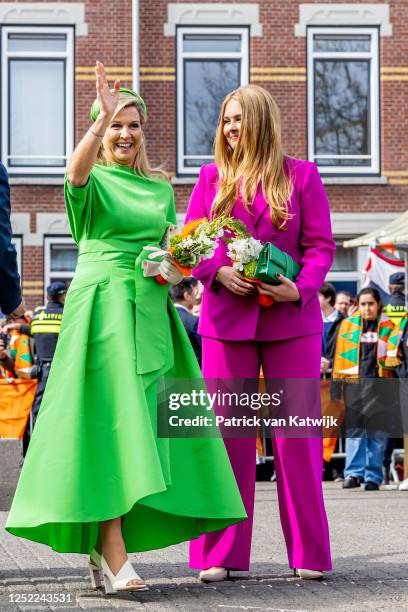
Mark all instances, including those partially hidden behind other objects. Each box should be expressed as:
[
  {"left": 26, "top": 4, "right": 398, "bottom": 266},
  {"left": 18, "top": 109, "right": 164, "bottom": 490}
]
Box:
[{"left": 3, "top": 1, "right": 407, "bottom": 308}]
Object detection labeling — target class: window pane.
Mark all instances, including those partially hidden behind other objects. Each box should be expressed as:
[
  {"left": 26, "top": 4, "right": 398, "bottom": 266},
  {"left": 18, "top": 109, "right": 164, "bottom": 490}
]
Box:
[
  {"left": 9, "top": 60, "right": 65, "bottom": 166},
  {"left": 184, "top": 60, "right": 240, "bottom": 165},
  {"left": 183, "top": 34, "right": 241, "bottom": 53},
  {"left": 50, "top": 245, "right": 77, "bottom": 272},
  {"left": 8, "top": 33, "right": 67, "bottom": 53},
  {"left": 313, "top": 34, "right": 371, "bottom": 53},
  {"left": 315, "top": 157, "right": 371, "bottom": 167},
  {"left": 332, "top": 243, "right": 357, "bottom": 271},
  {"left": 314, "top": 60, "right": 370, "bottom": 161}
]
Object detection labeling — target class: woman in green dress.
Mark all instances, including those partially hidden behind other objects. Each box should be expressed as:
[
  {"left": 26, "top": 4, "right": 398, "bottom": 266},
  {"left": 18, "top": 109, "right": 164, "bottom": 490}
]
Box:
[{"left": 5, "top": 61, "right": 246, "bottom": 594}]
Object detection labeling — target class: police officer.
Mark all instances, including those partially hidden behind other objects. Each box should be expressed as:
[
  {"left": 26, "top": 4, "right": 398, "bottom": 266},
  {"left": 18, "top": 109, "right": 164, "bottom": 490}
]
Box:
[
  {"left": 383, "top": 272, "right": 406, "bottom": 483},
  {"left": 383, "top": 272, "right": 406, "bottom": 325},
  {"left": 22, "top": 282, "right": 66, "bottom": 455}
]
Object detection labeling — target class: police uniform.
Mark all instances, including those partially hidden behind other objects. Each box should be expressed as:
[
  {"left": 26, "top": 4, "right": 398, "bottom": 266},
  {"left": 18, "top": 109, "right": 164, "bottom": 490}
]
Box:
[
  {"left": 23, "top": 282, "right": 65, "bottom": 455},
  {"left": 383, "top": 272, "right": 406, "bottom": 325}
]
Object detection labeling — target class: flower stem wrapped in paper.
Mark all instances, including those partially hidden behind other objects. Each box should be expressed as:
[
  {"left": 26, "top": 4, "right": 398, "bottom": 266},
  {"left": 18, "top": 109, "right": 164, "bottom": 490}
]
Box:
[{"left": 143, "top": 217, "right": 225, "bottom": 285}]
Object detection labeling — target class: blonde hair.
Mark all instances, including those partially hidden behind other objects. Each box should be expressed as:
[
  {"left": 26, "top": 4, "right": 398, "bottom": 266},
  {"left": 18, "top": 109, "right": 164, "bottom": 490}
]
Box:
[
  {"left": 212, "top": 85, "right": 292, "bottom": 228},
  {"left": 96, "top": 92, "right": 168, "bottom": 181}
]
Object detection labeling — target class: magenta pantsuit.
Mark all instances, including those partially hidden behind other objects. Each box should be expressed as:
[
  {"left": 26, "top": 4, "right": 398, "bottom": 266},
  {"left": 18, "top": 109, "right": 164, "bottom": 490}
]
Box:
[{"left": 186, "top": 158, "right": 335, "bottom": 572}]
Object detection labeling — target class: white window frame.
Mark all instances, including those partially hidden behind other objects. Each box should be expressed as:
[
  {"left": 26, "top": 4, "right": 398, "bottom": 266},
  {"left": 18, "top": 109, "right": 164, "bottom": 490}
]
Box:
[
  {"left": 1, "top": 25, "right": 74, "bottom": 175},
  {"left": 44, "top": 237, "right": 77, "bottom": 297},
  {"left": 177, "top": 26, "right": 249, "bottom": 176},
  {"left": 307, "top": 26, "right": 380, "bottom": 175}
]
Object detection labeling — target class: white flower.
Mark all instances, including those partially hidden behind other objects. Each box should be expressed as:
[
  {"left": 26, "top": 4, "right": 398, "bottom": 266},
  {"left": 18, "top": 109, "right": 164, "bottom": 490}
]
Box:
[{"left": 227, "top": 237, "right": 263, "bottom": 266}]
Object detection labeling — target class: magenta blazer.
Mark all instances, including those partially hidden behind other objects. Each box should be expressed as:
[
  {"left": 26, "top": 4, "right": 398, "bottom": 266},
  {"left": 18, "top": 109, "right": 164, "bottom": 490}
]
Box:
[{"left": 185, "top": 157, "right": 336, "bottom": 342}]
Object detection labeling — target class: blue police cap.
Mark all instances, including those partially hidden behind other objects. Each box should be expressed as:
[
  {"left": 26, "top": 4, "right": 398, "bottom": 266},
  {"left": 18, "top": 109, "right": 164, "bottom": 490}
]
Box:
[
  {"left": 47, "top": 281, "right": 67, "bottom": 297},
  {"left": 389, "top": 272, "right": 405, "bottom": 285}
]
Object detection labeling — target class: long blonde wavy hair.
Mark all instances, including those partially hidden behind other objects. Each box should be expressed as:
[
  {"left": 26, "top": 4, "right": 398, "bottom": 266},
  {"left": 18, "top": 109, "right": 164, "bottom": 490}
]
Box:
[
  {"left": 212, "top": 85, "right": 292, "bottom": 228},
  {"left": 96, "top": 92, "right": 168, "bottom": 181}
]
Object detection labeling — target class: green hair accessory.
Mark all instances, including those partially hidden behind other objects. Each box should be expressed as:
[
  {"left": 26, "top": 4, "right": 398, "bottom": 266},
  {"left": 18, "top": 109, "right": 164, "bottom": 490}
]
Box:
[{"left": 89, "top": 87, "right": 147, "bottom": 122}]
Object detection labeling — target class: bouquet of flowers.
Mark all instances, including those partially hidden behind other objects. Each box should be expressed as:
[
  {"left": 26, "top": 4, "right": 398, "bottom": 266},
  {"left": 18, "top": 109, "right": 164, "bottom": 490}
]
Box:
[
  {"left": 225, "top": 223, "right": 274, "bottom": 307},
  {"left": 148, "top": 217, "right": 226, "bottom": 284}
]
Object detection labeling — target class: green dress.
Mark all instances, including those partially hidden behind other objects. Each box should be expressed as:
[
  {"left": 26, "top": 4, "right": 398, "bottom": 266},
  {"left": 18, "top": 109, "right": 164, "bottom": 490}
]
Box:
[{"left": 6, "top": 164, "right": 246, "bottom": 553}]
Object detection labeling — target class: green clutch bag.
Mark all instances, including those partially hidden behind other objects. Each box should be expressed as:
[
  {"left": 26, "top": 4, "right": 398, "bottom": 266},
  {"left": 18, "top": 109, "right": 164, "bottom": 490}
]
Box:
[{"left": 254, "top": 243, "right": 301, "bottom": 286}]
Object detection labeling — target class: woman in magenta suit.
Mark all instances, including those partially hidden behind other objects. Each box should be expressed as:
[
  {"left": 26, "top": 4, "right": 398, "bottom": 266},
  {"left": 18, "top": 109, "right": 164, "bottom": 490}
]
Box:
[{"left": 185, "top": 85, "right": 335, "bottom": 581}]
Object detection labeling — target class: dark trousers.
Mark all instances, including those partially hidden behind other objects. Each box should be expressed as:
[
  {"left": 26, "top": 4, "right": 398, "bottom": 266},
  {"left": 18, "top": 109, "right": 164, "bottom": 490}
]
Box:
[{"left": 22, "top": 364, "right": 50, "bottom": 456}]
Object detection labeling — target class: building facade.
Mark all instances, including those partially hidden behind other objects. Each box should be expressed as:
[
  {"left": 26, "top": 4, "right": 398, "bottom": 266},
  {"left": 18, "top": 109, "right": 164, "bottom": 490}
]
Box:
[{"left": 2, "top": 1, "right": 407, "bottom": 308}]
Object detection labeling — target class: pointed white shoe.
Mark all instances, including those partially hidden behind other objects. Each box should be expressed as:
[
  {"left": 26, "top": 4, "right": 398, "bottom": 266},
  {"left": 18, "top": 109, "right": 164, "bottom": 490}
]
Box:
[
  {"left": 199, "top": 567, "right": 230, "bottom": 582},
  {"left": 294, "top": 568, "right": 323, "bottom": 580},
  {"left": 88, "top": 549, "right": 102, "bottom": 590},
  {"left": 100, "top": 555, "right": 149, "bottom": 594}
]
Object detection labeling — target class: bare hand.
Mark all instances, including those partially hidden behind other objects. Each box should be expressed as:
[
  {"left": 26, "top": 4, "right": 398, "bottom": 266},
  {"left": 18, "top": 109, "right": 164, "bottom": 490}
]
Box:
[
  {"left": 216, "top": 266, "right": 255, "bottom": 296},
  {"left": 257, "top": 274, "right": 300, "bottom": 302},
  {"left": 347, "top": 303, "right": 358, "bottom": 317},
  {"left": 95, "top": 61, "right": 120, "bottom": 120},
  {"left": 4, "top": 323, "right": 22, "bottom": 332},
  {"left": 321, "top": 357, "right": 330, "bottom": 374}
]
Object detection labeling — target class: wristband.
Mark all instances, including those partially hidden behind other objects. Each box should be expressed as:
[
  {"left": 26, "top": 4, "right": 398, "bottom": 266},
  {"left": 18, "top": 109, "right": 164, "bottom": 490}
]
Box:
[{"left": 88, "top": 127, "right": 104, "bottom": 139}]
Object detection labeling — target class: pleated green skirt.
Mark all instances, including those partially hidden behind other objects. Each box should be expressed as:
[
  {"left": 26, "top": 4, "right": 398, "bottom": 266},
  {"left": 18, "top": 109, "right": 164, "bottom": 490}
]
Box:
[{"left": 5, "top": 244, "right": 246, "bottom": 553}]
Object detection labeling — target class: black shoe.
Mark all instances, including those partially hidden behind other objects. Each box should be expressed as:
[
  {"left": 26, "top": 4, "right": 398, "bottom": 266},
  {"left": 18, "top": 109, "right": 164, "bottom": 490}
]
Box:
[
  {"left": 382, "top": 466, "right": 390, "bottom": 485},
  {"left": 342, "top": 476, "right": 361, "bottom": 489},
  {"left": 364, "top": 481, "right": 380, "bottom": 491}
]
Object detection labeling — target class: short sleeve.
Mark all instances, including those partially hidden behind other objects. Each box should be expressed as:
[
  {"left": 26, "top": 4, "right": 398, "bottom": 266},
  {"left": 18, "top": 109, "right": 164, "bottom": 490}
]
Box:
[{"left": 64, "top": 173, "right": 94, "bottom": 242}]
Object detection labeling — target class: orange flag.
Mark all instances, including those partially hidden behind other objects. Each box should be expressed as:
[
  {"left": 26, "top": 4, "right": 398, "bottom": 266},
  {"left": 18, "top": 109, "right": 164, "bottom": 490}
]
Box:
[{"left": 0, "top": 379, "right": 37, "bottom": 440}]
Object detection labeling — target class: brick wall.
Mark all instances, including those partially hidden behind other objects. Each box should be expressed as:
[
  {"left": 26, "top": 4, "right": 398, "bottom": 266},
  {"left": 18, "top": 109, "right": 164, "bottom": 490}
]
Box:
[{"left": 7, "top": 0, "right": 408, "bottom": 308}]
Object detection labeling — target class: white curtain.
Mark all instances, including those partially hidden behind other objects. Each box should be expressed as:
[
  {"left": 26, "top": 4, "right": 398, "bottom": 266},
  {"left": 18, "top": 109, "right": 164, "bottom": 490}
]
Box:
[{"left": 10, "top": 60, "right": 65, "bottom": 166}]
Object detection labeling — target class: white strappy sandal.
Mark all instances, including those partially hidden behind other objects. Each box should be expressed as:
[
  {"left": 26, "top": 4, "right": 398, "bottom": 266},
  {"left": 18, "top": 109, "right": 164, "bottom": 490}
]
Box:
[
  {"left": 100, "top": 555, "right": 149, "bottom": 594},
  {"left": 88, "top": 549, "right": 102, "bottom": 590}
]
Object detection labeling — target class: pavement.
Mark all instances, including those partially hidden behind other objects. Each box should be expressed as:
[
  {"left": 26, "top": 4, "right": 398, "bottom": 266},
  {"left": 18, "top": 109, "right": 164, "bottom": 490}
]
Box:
[{"left": 1, "top": 482, "right": 407, "bottom": 611}]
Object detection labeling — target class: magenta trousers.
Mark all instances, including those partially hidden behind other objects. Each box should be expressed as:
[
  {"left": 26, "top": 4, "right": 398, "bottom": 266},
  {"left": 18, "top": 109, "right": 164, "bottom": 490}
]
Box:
[{"left": 189, "top": 334, "right": 332, "bottom": 572}]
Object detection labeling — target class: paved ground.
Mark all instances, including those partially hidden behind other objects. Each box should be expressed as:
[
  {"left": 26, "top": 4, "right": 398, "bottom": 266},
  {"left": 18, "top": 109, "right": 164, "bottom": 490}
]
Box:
[{"left": 1, "top": 482, "right": 407, "bottom": 611}]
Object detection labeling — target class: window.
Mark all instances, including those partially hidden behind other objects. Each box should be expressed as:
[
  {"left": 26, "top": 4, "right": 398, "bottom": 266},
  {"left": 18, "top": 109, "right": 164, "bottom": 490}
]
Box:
[
  {"left": 326, "top": 238, "right": 361, "bottom": 296},
  {"left": 307, "top": 27, "right": 380, "bottom": 175},
  {"left": 44, "top": 238, "right": 77, "bottom": 294},
  {"left": 1, "top": 26, "right": 74, "bottom": 175},
  {"left": 177, "top": 27, "right": 249, "bottom": 175}
]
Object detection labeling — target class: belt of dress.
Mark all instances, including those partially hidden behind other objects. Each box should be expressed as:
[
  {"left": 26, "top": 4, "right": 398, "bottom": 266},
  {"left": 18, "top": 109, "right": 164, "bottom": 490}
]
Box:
[{"left": 78, "top": 238, "right": 154, "bottom": 257}]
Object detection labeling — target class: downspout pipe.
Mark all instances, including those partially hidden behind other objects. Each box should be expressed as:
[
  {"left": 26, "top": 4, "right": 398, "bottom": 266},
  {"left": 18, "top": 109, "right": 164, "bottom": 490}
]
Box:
[{"left": 132, "top": 0, "right": 139, "bottom": 92}]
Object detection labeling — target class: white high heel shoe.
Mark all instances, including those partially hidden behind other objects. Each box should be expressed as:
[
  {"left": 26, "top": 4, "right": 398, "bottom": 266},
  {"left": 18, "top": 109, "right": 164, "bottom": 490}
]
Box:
[
  {"left": 88, "top": 549, "right": 102, "bottom": 590},
  {"left": 100, "top": 555, "right": 149, "bottom": 594},
  {"left": 294, "top": 568, "right": 323, "bottom": 580},
  {"left": 199, "top": 567, "right": 230, "bottom": 582}
]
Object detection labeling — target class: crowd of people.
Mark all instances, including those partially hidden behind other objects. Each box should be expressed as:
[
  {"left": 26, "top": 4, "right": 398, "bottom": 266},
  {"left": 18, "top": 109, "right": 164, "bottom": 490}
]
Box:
[
  {"left": 318, "top": 274, "right": 408, "bottom": 492},
  {"left": 0, "top": 281, "right": 66, "bottom": 453}
]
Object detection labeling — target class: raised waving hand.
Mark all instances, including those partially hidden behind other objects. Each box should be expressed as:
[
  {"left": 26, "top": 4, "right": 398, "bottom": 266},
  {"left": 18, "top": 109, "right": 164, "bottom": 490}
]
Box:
[{"left": 95, "top": 61, "right": 120, "bottom": 120}]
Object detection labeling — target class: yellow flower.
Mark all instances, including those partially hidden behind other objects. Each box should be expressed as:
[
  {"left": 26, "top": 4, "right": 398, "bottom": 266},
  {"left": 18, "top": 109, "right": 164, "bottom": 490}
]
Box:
[{"left": 180, "top": 218, "right": 208, "bottom": 238}]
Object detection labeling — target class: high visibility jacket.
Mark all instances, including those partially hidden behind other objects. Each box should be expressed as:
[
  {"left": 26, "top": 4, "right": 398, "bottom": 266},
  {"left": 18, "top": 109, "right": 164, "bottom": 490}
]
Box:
[{"left": 30, "top": 301, "right": 64, "bottom": 362}]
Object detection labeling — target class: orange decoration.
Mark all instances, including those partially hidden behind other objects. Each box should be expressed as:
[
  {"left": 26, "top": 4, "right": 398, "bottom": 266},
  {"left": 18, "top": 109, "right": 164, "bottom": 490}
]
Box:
[
  {"left": 180, "top": 217, "right": 208, "bottom": 239},
  {"left": 169, "top": 246, "right": 193, "bottom": 276},
  {"left": 241, "top": 276, "right": 274, "bottom": 308}
]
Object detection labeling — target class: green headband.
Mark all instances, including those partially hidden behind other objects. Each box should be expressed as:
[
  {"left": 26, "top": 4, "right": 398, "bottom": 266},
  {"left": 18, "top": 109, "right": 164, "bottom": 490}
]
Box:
[{"left": 89, "top": 88, "right": 147, "bottom": 122}]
